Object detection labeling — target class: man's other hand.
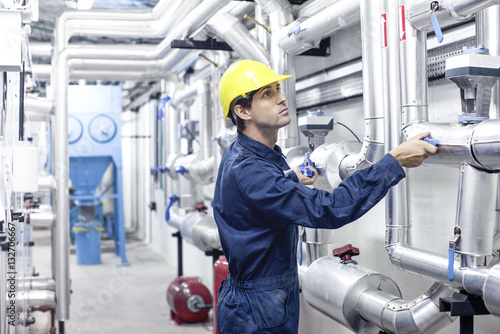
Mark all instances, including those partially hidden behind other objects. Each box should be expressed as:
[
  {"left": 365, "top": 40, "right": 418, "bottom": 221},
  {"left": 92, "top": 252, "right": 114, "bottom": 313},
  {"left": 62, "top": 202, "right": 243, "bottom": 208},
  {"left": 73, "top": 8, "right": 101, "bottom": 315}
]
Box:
[
  {"left": 293, "top": 166, "right": 318, "bottom": 186},
  {"left": 389, "top": 132, "right": 438, "bottom": 168}
]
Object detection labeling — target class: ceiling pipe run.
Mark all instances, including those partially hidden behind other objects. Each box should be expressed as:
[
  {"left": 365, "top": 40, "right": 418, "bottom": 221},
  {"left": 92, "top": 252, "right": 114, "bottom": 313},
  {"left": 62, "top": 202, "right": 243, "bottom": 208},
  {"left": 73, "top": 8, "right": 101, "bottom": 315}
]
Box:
[{"left": 279, "top": 0, "right": 360, "bottom": 55}]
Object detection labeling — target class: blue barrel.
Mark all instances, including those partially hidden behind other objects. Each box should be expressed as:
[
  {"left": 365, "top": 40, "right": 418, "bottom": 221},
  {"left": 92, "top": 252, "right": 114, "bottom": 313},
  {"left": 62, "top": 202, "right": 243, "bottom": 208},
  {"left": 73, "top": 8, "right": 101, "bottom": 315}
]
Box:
[{"left": 73, "top": 222, "right": 102, "bottom": 265}]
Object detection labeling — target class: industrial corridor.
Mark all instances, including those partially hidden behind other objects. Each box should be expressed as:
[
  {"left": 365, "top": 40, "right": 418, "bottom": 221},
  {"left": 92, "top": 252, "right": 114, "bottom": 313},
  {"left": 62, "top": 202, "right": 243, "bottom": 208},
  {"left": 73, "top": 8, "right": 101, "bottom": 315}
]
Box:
[{"left": 2, "top": 0, "right": 500, "bottom": 334}]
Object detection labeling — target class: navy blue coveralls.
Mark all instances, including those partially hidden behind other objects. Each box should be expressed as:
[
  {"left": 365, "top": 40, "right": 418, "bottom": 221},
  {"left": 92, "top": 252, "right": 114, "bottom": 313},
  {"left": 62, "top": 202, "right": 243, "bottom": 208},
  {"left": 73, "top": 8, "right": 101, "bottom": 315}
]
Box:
[{"left": 213, "top": 133, "right": 405, "bottom": 334}]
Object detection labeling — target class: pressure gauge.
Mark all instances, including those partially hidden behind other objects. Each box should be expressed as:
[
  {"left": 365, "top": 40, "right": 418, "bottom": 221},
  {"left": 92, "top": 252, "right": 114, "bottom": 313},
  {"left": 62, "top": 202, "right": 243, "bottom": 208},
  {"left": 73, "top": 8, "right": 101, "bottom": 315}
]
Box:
[
  {"left": 68, "top": 115, "right": 83, "bottom": 144},
  {"left": 88, "top": 114, "right": 117, "bottom": 143}
]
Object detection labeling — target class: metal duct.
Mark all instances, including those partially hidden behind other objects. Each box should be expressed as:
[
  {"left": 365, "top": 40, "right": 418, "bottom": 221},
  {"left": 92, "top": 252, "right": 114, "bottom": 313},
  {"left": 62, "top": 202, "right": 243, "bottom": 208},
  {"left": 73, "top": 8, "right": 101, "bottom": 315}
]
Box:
[
  {"left": 409, "top": 0, "right": 500, "bottom": 33},
  {"left": 206, "top": 12, "right": 270, "bottom": 65},
  {"left": 279, "top": 0, "right": 360, "bottom": 55}
]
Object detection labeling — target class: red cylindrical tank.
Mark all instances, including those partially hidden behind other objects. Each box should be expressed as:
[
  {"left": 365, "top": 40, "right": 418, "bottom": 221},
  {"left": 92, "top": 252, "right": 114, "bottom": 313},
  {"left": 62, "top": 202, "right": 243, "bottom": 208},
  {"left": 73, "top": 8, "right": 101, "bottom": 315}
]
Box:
[
  {"left": 166, "top": 276, "right": 212, "bottom": 325},
  {"left": 213, "top": 257, "right": 229, "bottom": 334}
]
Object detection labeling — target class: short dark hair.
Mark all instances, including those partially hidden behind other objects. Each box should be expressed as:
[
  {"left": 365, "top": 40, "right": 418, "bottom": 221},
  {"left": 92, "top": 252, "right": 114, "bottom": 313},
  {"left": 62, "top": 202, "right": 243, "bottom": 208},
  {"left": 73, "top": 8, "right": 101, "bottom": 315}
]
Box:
[{"left": 229, "top": 90, "right": 258, "bottom": 133}]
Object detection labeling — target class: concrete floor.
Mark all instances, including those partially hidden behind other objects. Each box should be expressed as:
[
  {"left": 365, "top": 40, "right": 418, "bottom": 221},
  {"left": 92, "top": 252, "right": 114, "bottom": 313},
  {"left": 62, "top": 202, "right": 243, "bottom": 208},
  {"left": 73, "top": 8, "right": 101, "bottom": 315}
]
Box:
[{"left": 31, "top": 229, "right": 213, "bottom": 334}]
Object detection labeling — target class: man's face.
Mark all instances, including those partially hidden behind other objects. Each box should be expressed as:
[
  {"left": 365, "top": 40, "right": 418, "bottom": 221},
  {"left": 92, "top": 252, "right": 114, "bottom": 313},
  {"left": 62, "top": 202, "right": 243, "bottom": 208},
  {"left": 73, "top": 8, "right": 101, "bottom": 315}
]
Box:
[{"left": 249, "top": 82, "right": 291, "bottom": 130}]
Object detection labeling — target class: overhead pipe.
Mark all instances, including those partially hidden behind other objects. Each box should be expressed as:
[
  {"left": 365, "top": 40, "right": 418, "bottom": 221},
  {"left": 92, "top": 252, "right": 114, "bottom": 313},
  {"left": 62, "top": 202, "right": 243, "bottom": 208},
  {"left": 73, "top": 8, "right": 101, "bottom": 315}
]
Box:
[
  {"left": 206, "top": 12, "right": 271, "bottom": 65},
  {"left": 408, "top": 0, "right": 500, "bottom": 33},
  {"left": 254, "top": 0, "right": 298, "bottom": 148},
  {"left": 279, "top": 0, "right": 361, "bottom": 55},
  {"left": 28, "top": 211, "right": 56, "bottom": 228},
  {"left": 58, "top": 0, "right": 189, "bottom": 44}
]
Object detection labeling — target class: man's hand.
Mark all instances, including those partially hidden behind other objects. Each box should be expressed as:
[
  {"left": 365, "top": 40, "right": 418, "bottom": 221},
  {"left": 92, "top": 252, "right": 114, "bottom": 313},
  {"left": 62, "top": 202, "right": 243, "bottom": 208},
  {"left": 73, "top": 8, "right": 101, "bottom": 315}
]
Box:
[
  {"left": 293, "top": 166, "right": 318, "bottom": 186},
  {"left": 389, "top": 132, "right": 438, "bottom": 168}
]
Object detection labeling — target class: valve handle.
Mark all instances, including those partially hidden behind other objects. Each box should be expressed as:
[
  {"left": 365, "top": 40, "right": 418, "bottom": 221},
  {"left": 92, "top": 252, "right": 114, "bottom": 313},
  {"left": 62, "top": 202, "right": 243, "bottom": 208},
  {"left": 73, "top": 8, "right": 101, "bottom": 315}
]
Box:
[
  {"left": 333, "top": 244, "right": 360, "bottom": 262},
  {"left": 422, "top": 137, "right": 437, "bottom": 146},
  {"left": 165, "top": 194, "right": 180, "bottom": 221},
  {"left": 431, "top": 14, "right": 443, "bottom": 43},
  {"left": 298, "top": 153, "right": 314, "bottom": 178},
  {"left": 448, "top": 248, "right": 455, "bottom": 281}
]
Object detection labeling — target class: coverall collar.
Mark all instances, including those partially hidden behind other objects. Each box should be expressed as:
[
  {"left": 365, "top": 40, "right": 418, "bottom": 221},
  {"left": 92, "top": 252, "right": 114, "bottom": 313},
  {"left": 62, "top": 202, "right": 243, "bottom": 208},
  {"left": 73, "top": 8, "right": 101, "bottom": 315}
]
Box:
[{"left": 236, "top": 133, "right": 291, "bottom": 171}]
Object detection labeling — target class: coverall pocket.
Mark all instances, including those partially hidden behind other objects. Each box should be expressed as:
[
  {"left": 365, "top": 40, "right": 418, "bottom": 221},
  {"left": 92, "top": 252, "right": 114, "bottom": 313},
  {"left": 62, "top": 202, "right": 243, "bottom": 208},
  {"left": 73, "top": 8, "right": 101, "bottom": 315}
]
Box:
[
  {"left": 217, "top": 288, "right": 253, "bottom": 334},
  {"left": 249, "top": 287, "right": 289, "bottom": 331}
]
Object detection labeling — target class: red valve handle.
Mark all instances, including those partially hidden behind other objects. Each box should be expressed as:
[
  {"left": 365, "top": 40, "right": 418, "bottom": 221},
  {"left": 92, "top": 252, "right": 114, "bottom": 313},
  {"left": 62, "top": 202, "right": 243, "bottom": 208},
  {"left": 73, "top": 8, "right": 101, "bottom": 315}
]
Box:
[{"left": 332, "top": 244, "right": 360, "bottom": 261}]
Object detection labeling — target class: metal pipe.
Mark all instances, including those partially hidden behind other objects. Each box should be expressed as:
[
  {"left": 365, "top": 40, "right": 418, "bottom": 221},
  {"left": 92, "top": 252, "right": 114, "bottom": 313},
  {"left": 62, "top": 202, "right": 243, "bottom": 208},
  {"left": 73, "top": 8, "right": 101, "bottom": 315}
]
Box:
[
  {"left": 340, "top": 0, "right": 386, "bottom": 177},
  {"left": 409, "top": 0, "right": 500, "bottom": 33},
  {"left": 25, "top": 96, "right": 54, "bottom": 115},
  {"left": 52, "top": 46, "right": 71, "bottom": 321},
  {"left": 198, "top": 80, "right": 212, "bottom": 161},
  {"left": 18, "top": 290, "right": 57, "bottom": 308},
  {"left": 29, "top": 211, "right": 56, "bottom": 228},
  {"left": 206, "top": 12, "right": 270, "bottom": 65},
  {"left": 279, "top": 0, "right": 361, "bottom": 55},
  {"left": 358, "top": 283, "right": 455, "bottom": 333},
  {"left": 19, "top": 277, "right": 56, "bottom": 291},
  {"left": 38, "top": 173, "right": 57, "bottom": 191}
]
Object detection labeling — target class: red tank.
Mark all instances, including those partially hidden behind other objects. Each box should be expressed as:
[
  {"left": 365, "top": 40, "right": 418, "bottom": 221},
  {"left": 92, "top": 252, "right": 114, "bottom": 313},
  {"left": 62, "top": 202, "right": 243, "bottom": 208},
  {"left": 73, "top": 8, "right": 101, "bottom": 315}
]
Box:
[
  {"left": 213, "top": 257, "right": 229, "bottom": 334},
  {"left": 166, "top": 276, "right": 212, "bottom": 325}
]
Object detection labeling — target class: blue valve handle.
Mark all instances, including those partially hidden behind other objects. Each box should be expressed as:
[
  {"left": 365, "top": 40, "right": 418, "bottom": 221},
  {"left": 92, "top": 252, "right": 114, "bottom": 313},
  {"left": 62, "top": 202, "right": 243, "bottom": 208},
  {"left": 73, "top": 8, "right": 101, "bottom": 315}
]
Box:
[
  {"left": 431, "top": 15, "right": 444, "bottom": 43},
  {"left": 448, "top": 248, "right": 455, "bottom": 281},
  {"left": 422, "top": 137, "right": 437, "bottom": 146},
  {"left": 165, "top": 194, "right": 180, "bottom": 221},
  {"left": 298, "top": 153, "right": 314, "bottom": 178},
  {"left": 299, "top": 241, "right": 302, "bottom": 266}
]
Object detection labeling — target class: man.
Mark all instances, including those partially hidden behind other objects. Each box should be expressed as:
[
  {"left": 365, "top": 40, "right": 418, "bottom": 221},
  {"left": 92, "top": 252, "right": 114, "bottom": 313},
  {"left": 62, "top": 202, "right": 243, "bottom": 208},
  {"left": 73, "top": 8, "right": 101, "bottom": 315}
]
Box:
[{"left": 213, "top": 59, "right": 437, "bottom": 334}]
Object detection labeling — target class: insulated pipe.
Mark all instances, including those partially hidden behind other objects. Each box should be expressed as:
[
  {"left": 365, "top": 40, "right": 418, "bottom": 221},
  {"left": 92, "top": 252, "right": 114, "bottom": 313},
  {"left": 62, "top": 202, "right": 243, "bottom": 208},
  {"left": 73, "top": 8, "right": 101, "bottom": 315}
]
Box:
[
  {"left": 19, "top": 277, "right": 56, "bottom": 291},
  {"left": 25, "top": 96, "right": 54, "bottom": 115},
  {"left": 279, "top": 0, "right": 361, "bottom": 55},
  {"left": 409, "top": 0, "right": 500, "bottom": 33},
  {"left": 29, "top": 211, "right": 56, "bottom": 228},
  {"left": 405, "top": 119, "right": 500, "bottom": 171},
  {"left": 29, "top": 42, "right": 52, "bottom": 58},
  {"left": 294, "top": 0, "right": 337, "bottom": 18},
  {"left": 38, "top": 174, "right": 57, "bottom": 191},
  {"left": 477, "top": 5, "right": 500, "bottom": 252},
  {"left": 340, "top": 0, "right": 385, "bottom": 177},
  {"left": 255, "top": 0, "right": 298, "bottom": 148},
  {"left": 180, "top": 211, "right": 221, "bottom": 251},
  {"left": 357, "top": 283, "right": 455, "bottom": 334},
  {"left": 59, "top": 0, "right": 188, "bottom": 44},
  {"left": 17, "top": 290, "right": 57, "bottom": 308},
  {"left": 51, "top": 45, "right": 71, "bottom": 321},
  {"left": 206, "top": 12, "right": 270, "bottom": 65},
  {"left": 197, "top": 80, "right": 212, "bottom": 161},
  {"left": 31, "top": 64, "right": 52, "bottom": 82}
]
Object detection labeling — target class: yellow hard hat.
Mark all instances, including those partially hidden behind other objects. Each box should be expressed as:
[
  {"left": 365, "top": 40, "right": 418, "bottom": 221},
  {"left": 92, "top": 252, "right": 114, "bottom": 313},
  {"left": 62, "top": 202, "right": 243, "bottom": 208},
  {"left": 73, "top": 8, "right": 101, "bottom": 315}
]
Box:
[{"left": 218, "top": 60, "right": 291, "bottom": 119}]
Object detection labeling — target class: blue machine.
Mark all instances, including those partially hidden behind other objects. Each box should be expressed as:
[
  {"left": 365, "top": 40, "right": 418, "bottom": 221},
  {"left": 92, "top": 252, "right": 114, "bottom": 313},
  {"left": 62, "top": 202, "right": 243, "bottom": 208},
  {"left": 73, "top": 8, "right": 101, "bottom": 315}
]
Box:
[{"left": 67, "top": 85, "right": 128, "bottom": 266}]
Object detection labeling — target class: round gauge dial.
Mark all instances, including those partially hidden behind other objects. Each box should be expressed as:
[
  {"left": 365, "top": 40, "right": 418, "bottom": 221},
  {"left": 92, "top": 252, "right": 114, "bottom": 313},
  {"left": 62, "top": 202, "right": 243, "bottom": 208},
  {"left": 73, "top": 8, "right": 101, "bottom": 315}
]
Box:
[
  {"left": 68, "top": 115, "right": 83, "bottom": 144},
  {"left": 88, "top": 114, "right": 117, "bottom": 143}
]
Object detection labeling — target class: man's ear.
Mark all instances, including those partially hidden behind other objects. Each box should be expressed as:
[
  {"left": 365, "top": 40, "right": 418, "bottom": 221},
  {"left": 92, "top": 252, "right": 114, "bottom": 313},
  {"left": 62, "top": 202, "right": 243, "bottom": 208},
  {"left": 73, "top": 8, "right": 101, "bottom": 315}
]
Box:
[{"left": 234, "top": 105, "right": 251, "bottom": 120}]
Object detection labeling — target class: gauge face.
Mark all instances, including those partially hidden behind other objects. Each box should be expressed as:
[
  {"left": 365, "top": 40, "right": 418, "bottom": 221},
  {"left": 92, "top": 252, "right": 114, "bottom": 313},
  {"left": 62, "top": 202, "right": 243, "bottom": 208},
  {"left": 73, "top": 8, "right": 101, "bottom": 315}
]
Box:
[
  {"left": 88, "top": 114, "right": 117, "bottom": 143},
  {"left": 68, "top": 115, "right": 83, "bottom": 144}
]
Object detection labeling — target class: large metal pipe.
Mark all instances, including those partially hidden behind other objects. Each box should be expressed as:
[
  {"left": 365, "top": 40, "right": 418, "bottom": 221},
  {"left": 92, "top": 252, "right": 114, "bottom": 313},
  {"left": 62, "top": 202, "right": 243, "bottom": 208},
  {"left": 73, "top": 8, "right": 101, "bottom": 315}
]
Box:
[
  {"left": 409, "top": 0, "right": 500, "bottom": 33},
  {"left": 279, "top": 0, "right": 360, "bottom": 55},
  {"left": 206, "top": 12, "right": 270, "bottom": 65},
  {"left": 340, "top": 0, "right": 385, "bottom": 177},
  {"left": 25, "top": 96, "right": 54, "bottom": 115}
]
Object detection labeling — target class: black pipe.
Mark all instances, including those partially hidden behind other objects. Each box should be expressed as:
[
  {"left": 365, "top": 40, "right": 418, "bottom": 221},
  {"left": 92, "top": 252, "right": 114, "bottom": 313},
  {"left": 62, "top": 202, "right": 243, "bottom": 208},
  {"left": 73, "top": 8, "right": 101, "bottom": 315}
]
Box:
[
  {"left": 172, "top": 231, "right": 183, "bottom": 277},
  {"left": 19, "top": 61, "right": 25, "bottom": 141}
]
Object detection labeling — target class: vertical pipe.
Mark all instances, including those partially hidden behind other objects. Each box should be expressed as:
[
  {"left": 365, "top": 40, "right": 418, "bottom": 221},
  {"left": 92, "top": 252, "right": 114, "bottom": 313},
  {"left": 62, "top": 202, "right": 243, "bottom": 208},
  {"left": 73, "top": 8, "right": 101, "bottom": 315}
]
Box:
[
  {"left": 384, "top": 0, "right": 410, "bottom": 248},
  {"left": 455, "top": 164, "right": 497, "bottom": 260},
  {"left": 53, "top": 49, "right": 70, "bottom": 321},
  {"left": 197, "top": 80, "right": 212, "bottom": 161},
  {"left": 477, "top": 5, "right": 500, "bottom": 253}
]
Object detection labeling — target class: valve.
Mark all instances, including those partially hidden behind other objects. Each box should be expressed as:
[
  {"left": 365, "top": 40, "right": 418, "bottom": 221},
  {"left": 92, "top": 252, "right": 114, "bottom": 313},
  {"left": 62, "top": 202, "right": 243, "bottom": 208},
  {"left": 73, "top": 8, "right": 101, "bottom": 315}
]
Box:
[
  {"left": 165, "top": 194, "right": 180, "bottom": 221},
  {"left": 448, "top": 226, "right": 461, "bottom": 281},
  {"left": 176, "top": 166, "right": 187, "bottom": 175},
  {"left": 430, "top": 1, "right": 444, "bottom": 43},
  {"left": 333, "top": 244, "right": 360, "bottom": 264},
  {"left": 298, "top": 153, "right": 314, "bottom": 178}
]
